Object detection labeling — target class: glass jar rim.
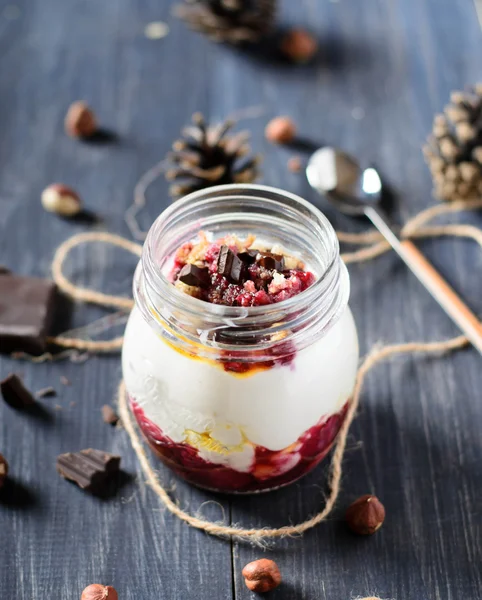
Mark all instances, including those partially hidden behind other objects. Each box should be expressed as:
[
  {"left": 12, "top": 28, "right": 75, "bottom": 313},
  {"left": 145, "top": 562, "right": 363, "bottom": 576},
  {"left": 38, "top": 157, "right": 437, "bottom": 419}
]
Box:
[
  {"left": 141, "top": 183, "right": 341, "bottom": 321},
  {"left": 135, "top": 183, "right": 350, "bottom": 356}
]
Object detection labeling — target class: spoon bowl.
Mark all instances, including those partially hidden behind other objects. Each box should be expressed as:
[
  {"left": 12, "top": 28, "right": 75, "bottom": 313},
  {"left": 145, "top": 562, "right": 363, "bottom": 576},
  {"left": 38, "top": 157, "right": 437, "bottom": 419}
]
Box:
[{"left": 306, "top": 146, "right": 381, "bottom": 216}]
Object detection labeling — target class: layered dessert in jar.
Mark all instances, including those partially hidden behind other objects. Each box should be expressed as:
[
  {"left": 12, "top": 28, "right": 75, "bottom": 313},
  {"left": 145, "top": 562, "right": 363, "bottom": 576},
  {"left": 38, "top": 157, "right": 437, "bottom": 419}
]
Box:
[{"left": 122, "top": 184, "right": 359, "bottom": 493}]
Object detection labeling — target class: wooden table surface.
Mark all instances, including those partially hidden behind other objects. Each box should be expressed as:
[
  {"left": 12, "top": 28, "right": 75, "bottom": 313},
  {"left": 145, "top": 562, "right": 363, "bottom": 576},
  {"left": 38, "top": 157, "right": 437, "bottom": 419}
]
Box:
[{"left": 1, "top": 1, "right": 481, "bottom": 599}]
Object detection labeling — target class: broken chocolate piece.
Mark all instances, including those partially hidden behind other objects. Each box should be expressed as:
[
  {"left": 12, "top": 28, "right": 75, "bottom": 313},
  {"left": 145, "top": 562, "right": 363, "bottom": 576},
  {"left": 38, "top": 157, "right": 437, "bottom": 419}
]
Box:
[
  {"left": 217, "top": 245, "right": 244, "bottom": 284},
  {"left": 36, "top": 386, "right": 57, "bottom": 399},
  {"left": 178, "top": 263, "right": 210, "bottom": 288},
  {"left": 102, "top": 405, "right": 119, "bottom": 426},
  {"left": 238, "top": 249, "right": 258, "bottom": 265},
  {"left": 1, "top": 374, "right": 36, "bottom": 409},
  {"left": 257, "top": 252, "right": 285, "bottom": 271},
  {"left": 0, "top": 275, "right": 57, "bottom": 355},
  {"left": 56, "top": 448, "right": 121, "bottom": 491},
  {"left": 0, "top": 454, "right": 8, "bottom": 488}
]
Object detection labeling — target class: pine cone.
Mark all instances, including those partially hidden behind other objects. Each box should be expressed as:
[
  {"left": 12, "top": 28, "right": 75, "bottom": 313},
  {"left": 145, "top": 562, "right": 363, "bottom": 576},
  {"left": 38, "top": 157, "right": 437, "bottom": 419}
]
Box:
[
  {"left": 174, "top": 0, "right": 276, "bottom": 44},
  {"left": 166, "top": 113, "right": 261, "bottom": 198},
  {"left": 423, "top": 84, "right": 482, "bottom": 201}
]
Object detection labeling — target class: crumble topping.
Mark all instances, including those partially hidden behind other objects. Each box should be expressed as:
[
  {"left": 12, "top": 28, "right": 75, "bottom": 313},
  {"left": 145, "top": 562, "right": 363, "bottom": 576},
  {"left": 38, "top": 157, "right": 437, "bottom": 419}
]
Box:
[{"left": 170, "top": 232, "right": 315, "bottom": 307}]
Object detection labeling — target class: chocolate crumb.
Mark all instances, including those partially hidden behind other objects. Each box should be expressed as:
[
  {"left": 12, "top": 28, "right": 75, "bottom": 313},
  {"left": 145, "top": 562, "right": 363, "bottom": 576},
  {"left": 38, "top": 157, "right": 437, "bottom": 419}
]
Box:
[
  {"left": 178, "top": 263, "right": 210, "bottom": 288},
  {"left": 257, "top": 252, "right": 285, "bottom": 271},
  {"left": 36, "top": 386, "right": 57, "bottom": 399},
  {"left": 1, "top": 374, "right": 36, "bottom": 409},
  {"left": 217, "top": 245, "right": 244, "bottom": 283},
  {"left": 57, "top": 448, "right": 121, "bottom": 492},
  {"left": 102, "top": 405, "right": 119, "bottom": 426},
  {"left": 238, "top": 249, "right": 258, "bottom": 265},
  {"left": 60, "top": 376, "right": 71, "bottom": 386}
]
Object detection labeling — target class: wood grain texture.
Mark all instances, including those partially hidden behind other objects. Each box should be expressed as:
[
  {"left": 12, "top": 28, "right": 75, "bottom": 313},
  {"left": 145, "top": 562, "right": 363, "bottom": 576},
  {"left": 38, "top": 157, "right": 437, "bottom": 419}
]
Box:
[{"left": 0, "top": 1, "right": 481, "bottom": 599}]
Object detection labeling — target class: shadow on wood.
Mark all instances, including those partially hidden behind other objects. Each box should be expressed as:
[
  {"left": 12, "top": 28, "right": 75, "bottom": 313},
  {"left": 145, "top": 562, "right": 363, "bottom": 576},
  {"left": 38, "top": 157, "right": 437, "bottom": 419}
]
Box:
[{"left": 0, "top": 477, "right": 38, "bottom": 510}]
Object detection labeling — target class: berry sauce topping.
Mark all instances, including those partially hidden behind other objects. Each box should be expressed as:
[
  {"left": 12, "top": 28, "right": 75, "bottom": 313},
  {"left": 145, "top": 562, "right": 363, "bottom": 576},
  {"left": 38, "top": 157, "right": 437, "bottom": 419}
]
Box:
[
  {"left": 170, "top": 233, "right": 315, "bottom": 307},
  {"left": 131, "top": 397, "right": 348, "bottom": 493}
]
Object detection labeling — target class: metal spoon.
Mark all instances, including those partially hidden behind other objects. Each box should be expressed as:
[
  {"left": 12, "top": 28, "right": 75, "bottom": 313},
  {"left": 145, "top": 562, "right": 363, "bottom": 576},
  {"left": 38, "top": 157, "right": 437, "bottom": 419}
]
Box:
[{"left": 306, "top": 146, "right": 482, "bottom": 355}]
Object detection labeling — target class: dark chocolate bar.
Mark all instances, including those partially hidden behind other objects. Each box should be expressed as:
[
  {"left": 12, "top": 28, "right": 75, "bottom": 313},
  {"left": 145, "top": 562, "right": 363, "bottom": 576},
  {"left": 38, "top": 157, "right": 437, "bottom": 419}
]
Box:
[
  {"left": 57, "top": 448, "right": 121, "bottom": 491},
  {"left": 237, "top": 249, "right": 258, "bottom": 265},
  {"left": 1, "top": 374, "right": 36, "bottom": 409},
  {"left": 257, "top": 252, "right": 285, "bottom": 271},
  {"left": 178, "top": 263, "right": 210, "bottom": 288},
  {"left": 0, "top": 275, "right": 57, "bottom": 355},
  {"left": 217, "top": 245, "right": 244, "bottom": 284}
]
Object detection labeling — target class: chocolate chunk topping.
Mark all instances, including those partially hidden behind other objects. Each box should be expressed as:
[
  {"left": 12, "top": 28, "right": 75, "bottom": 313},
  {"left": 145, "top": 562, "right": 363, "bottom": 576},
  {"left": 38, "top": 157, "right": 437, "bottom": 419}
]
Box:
[
  {"left": 1, "top": 374, "right": 36, "bottom": 409},
  {"left": 0, "top": 275, "right": 57, "bottom": 355},
  {"left": 102, "top": 405, "right": 119, "bottom": 426},
  {"left": 0, "top": 453, "right": 8, "bottom": 488},
  {"left": 237, "top": 249, "right": 259, "bottom": 265},
  {"left": 178, "top": 263, "right": 211, "bottom": 288},
  {"left": 217, "top": 245, "right": 244, "bottom": 283},
  {"left": 57, "top": 448, "right": 121, "bottom": 491},
  {"left": 257, "top": 252, "right": 285, "bottom": 271}
]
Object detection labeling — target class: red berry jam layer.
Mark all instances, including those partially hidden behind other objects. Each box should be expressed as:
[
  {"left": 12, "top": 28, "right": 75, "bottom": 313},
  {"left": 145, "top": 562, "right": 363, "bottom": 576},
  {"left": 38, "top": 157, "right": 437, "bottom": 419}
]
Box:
[
  {"left": 171, "top": 233, "right": 315, "bottom": 307},
  {"left": 130, "top": 398, "right": 348, "bottom": 493}
]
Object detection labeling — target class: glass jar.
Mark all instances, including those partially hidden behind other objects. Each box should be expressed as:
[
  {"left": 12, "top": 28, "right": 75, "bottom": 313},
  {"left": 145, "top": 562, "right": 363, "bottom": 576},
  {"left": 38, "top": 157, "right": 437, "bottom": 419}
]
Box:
[{"left": 122, "top": 184, "right": 359, "bottom": 493}]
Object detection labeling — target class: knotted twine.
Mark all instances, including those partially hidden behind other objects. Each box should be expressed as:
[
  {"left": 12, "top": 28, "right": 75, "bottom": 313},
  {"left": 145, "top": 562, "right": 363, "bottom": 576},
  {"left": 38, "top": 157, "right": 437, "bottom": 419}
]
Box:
[{"left": 40, "top": 196, "right": 481, "bottom": 545}]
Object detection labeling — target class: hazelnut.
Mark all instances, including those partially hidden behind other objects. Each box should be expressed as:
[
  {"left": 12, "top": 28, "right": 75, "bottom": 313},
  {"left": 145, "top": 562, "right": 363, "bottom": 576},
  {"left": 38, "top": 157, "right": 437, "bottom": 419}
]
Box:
[
  {"left": 345, "top": 494, "right": 385, "bottom": 535},
  {"left": 265, "top": 116, "right": 296, "bottom": 145},
  {"left": 0, "top": 453, "right": 8, "bottom": 489},
  {"left": 65, "top": 101, "right": 97, "bottom": 138},
  {"left": 287, "top": 156, "right": 302, "bottom": 173},
  {"left": 81, "top": 584, "right": 118, "bottom": 600},
  {"left": 280, "top": 29, "right": 318, "bottom": 63},
  {"left": 242, "top": 558, "right": 281, "bottom": 593},
  {"left": 41, "top": 183, "right": 82, "bottom": 217}
]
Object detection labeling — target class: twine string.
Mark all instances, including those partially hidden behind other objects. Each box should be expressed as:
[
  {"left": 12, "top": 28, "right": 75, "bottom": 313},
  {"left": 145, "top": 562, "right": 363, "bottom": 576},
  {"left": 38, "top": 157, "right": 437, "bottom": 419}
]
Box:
[
  {"left": 117, "top": 334, "right": 467, "bottom": 542},
  {"left": 41, "top": 195, "right": 481, "bottom": 543}
]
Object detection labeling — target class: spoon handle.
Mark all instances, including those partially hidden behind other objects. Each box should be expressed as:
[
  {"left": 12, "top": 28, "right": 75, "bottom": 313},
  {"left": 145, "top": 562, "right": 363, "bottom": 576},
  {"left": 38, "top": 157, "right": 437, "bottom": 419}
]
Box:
[{"left": 364, "top": 205, "right": 482, "bottom": 355}]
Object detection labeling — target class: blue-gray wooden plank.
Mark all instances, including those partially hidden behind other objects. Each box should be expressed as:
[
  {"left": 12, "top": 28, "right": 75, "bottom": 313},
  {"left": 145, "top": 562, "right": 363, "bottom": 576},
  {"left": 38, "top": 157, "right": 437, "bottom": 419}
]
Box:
[{"left": 0, "top": 0, "right": 481, "bottom": 599}]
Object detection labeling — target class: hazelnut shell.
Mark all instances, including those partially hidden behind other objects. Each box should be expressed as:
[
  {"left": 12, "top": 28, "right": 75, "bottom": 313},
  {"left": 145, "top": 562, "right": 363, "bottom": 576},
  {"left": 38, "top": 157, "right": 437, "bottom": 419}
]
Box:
[
  {"left": 265, "top": 116, "right": 296, "bottom": 144},
  {"left": 41, "top": 184, "right": 82, "bottom": 217},
  {"left": 345, "top": 494, "right": 386, "bottom": 535},
  {"left": 0, "top": 453, "right": 8, "bottom": 488},
  {"left": 242, "top": 558, "right": 282, "bottom": 593},
  {"left": 80, "top": 584, "right": 118, "bottom": 600},
  {"left": 65, "top": 101, "right": 97, "bottom": 138},
  {"left": 280, "top": 29, "right": 318, "bottom": 63}
]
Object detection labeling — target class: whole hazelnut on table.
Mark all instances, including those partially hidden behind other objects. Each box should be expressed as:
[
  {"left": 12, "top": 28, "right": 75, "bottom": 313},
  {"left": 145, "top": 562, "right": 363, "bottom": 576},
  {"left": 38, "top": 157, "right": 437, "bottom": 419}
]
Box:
[
  {"left": 65, "top": 101, "right": 98, "bottom": 138},
  {"left": 81, "top": 584, "right": 118, "bottom": 600},
  {"left": 242, "top": 558, "right": 281, "bottom": 593},
  {"left": 265, "top": 116, "right": 297, "bottom": 144},
  {"left": 345, "top": 494, "right": 386, "bottom": 535},
  {"left": 41, "top": 183, "right": 82, "bottom": 217},
  {"left": 0, "top": 453, "right": 9, "bottom": 489},
  {"left": 280, "top": 29, "right": 318, "bottom": 63}
]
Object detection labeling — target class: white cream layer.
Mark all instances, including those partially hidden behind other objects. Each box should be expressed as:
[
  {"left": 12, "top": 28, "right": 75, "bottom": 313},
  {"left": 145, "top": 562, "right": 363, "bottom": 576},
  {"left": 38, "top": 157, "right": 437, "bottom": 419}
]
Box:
[{"left": 122, "top": 305, "right": 359, "bottom": 471}]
